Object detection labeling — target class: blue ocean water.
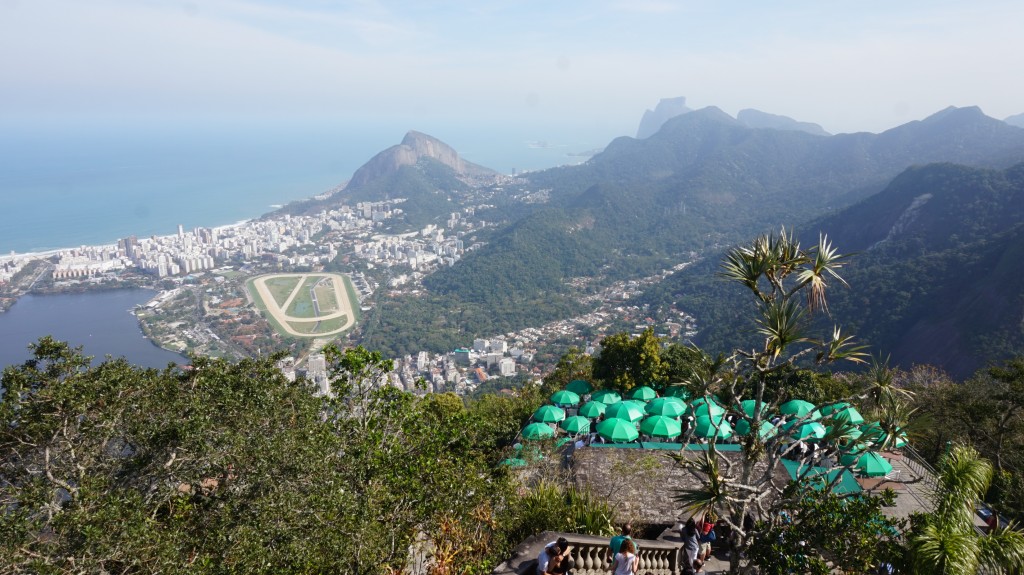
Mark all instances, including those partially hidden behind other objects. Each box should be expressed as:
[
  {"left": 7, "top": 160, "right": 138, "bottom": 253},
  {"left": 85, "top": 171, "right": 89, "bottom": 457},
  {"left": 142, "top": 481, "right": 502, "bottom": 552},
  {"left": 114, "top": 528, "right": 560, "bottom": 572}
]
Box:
[{"left": 0, "top": 118, "right": 605, "bottom": 253}]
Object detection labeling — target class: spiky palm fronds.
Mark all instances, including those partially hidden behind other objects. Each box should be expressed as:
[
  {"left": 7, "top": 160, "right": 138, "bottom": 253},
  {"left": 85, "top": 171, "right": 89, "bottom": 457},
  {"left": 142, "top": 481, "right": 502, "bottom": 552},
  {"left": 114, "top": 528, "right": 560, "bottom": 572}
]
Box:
[
  {"left": 756, "top": 298, "right": 811, "bottom": 360},
  {"left": 795, "top": 234, "right": 851, "bottom": 314},
  {"left": 816, "top": 326, "right": 868, "bottom": 365},
  {"left": 671, "top": 452, "right": 728, "bottom": 518}
]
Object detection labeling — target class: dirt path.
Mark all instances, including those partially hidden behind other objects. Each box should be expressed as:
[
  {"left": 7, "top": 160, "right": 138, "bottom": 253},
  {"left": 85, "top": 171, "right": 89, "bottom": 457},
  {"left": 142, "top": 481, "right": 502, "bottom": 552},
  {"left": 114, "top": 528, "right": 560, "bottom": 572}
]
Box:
[{"left": 251, "top": 273, "right": 356, "bottom": 338}]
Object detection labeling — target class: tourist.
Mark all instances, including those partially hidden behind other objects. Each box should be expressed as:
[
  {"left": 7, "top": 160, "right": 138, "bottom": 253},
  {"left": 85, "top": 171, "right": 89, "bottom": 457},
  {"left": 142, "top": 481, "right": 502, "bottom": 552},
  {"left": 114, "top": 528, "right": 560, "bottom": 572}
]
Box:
[
  {"left": 536, "top": 537, "right": 570, "bottom": 575},
  {"left": 609, "top": 523, "right": 637, "bottom": 555},
  {"left": 612, "top": 538, "right": 638, "bottom": 575},
  {"left": 682, "top": 517, "right": 700, "bottom": 567},
  {"left": 697, "top": 514, "right": 715, "bottom": 560}
]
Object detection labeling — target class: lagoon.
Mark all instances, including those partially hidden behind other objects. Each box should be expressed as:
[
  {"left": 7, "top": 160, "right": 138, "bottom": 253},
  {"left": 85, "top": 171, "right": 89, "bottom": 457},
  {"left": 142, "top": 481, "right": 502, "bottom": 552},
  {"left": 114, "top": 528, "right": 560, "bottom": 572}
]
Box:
[{"left": 0, "top": 289, "right": 187, "bottom": 370}]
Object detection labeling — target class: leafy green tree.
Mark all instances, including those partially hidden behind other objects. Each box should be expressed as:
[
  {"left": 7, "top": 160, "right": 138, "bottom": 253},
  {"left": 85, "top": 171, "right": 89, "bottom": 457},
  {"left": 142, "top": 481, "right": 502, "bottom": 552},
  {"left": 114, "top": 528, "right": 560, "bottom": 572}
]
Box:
[
  {"left": 906, "top": 445, "right": 1024, "bottom": 575},
  {"left": 747, "top": 484, "right": 905, "bottom": 575},
  {"left": 541, "top": 346, "right": 593, "bottom": 395},
  {"left": 592, "top": 328, "right": 666, "bottom": 392},
  {"left": 0, "top": 338, "right": 522, "bottom": 574},
  {"left": 906, "top": 357, "right": 1024, "bottom": 521}
]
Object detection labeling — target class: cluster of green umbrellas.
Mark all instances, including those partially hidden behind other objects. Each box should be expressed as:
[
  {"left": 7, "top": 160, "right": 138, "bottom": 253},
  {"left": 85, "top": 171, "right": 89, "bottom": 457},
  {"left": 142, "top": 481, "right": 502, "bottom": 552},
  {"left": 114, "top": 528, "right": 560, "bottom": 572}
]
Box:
[{"left": 524, "top": 383, "right": 906, "bottom": 450}]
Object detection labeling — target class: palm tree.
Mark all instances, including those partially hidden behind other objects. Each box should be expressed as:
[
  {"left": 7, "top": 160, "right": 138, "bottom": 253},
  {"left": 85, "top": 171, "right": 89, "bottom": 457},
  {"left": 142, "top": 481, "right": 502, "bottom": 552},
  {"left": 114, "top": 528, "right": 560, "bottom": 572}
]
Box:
[{"left": 907, "top": 445, "right": 1024, "bottom": 574}]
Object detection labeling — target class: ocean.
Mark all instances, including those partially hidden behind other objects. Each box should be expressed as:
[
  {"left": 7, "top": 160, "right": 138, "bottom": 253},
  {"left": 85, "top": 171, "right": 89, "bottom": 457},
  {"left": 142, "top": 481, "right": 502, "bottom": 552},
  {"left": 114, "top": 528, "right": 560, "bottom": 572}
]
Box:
[
  {"left": 0, "top": 118, "right": 610, "bottom": 366},
  {"left": 0, "top": 118, "right": 605, "bottom": 254}
]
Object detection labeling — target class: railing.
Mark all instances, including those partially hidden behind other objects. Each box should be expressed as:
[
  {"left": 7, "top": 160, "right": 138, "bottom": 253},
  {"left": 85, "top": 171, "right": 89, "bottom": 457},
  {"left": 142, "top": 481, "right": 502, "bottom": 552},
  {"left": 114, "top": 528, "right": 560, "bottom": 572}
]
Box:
[
  {"left": 900, "top": 444, "right": 939, "bottom": 503},
  {"left": 902, "top": 446, "right": 994, "bottom": 541},
  {"left": 492, "top": 531, "right": 682, "bottom": 575}
]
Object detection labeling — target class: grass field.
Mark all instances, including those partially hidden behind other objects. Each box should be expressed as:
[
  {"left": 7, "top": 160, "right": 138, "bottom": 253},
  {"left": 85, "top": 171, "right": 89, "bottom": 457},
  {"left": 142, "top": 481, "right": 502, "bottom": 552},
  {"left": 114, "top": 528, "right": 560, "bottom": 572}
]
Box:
[
  {"left": 313, "top": 281, "right": 338, "bottom": 313},
  {"left": 247, "top": 273, "right": 359, "bottom": 339},
  {"left": 265, "top": 276, "right": 302, "bottom": 309}
]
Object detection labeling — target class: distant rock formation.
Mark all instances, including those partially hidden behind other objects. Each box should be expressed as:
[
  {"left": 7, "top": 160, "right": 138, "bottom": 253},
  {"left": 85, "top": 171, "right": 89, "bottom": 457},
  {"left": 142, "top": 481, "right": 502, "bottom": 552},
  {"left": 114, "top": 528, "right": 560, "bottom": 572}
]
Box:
[
  {"left": 737, "top": 108, "right": 830, "bottom": 136},
  {"left": 1005, "top": 113, "right": 1024, "bottom": 128},
  {"left": 347, "top": 131, "right": 496, "bottom": 189},
  {"left": 636, "top": 97, "right": 692, "bottom": 139}
]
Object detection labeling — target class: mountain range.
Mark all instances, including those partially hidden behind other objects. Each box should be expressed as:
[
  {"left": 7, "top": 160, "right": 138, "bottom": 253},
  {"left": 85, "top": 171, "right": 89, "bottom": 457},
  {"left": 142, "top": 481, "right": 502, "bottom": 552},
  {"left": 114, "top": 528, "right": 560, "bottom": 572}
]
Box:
[{"left": 316, "top": 104, "right": 1024, "bottom": 374}]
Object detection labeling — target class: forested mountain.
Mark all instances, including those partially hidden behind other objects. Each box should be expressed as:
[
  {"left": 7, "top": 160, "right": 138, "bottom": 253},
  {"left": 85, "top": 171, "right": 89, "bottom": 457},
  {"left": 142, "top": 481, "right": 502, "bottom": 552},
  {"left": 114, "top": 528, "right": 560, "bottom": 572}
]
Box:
[
  {"left": 430, "top": 106, "right": 1024, "bottom": 304},
  {"left": 346, "top": 105, "right": 1024, "bottom": 359},
  {"left": 646, "top": 162, "right": 1024, "bottom": 377},
  {"left": 736, "top": 108, "right": 830, "bottom": 136}
]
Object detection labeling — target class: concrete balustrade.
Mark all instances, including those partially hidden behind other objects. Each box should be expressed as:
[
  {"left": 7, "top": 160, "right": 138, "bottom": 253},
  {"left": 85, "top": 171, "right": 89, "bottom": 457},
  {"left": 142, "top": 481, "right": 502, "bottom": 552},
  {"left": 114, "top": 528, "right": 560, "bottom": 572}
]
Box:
[{"left": 492, "top": 530, "right": 682, "bottom": 575}]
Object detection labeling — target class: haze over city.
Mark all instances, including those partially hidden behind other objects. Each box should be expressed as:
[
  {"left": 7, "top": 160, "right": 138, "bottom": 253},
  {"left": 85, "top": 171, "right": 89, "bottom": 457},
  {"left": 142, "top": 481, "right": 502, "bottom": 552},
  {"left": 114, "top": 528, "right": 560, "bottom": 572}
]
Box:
[{"left": 2, "top": 0, "right": 1023, "bottom": 142}]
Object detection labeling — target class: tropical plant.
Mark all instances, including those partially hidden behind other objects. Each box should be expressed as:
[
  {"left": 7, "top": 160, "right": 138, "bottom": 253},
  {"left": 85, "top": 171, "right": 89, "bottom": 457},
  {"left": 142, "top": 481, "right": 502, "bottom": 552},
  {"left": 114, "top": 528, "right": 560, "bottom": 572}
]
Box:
[
  {"left": 906, "top": 445, "right": 1024, "bottom": 574},
  {"left": 670, "top": 228, "right": 890, "bottom": 573}
]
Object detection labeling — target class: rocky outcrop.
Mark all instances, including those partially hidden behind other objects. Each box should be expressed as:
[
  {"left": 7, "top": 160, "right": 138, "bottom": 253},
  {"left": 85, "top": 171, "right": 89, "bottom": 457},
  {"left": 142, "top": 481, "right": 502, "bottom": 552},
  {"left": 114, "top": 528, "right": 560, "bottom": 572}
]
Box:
[
  {"left": 346, "top": 131, "right": 495, "bottom": 189},
  {"left": 636, "top": 97, "right": 693, "bottom": 139}
]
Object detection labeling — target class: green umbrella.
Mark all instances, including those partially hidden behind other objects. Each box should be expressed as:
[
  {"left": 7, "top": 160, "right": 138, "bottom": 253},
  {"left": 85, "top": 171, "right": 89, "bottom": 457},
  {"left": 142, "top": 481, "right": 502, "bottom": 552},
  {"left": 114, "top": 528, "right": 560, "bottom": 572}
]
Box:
[
  {"left": 819, "top": 401, "right": 851, "bottom": 416},
  {"left": 591, "top": 390, "right": 622, "bottom": 405},
  {"left": 785, "top": 420, "right": 827, "bottom": 440},
  {"left": 560, "top": 415, "right": 592, "bottom": 435},
  {"left": 740, "top": 399, "right": 769, "bottom": 418},
  {"left": 894, "top": 432, "right": 909, "bottom": 449},
  {"left": 566, "top": 379, "right": 593, "bottom": 395},
  {"left": 596, "top": 418, "right": 639, "bottom": 443},
  {"left": 640, "top": 415, "right": 682, "bottom": 438},
  {"left": 555, "top": 437, "right": 574, "bottom": 448},
  {"left": 623, "top": 399, "right": 649, "bottom": 411},
  {"left": 578, "top": 401, "right": 607, "bottom": 418},
  {"left": 499, "top": 458, "right": 527, "bottom": 468},
  {"left": 688, "top": 397, "right": 726, "bottom": 419},
  {"left": 646, "top": 397, "right": 687, "bottom": 418},
  {"left": 664, "top": 386, "right": 692, "bottom": 400},
  {"left": 841, "top": 451, "right": 893, "bottom": 477},
  {"left": 833, "top": 406, "right": 864, "bottom": 425},
  {"left": 522, "top": 422, "right": 555, "bottom": 440},
  {"left": 859, "top": 422, "right": 885, "bottom": 443},
  {"left": 606, "top": 401, "right": 645, "bottom": 423},
  {"left": 550, "top": 390, "right": 581, "bottom": 407},
  {"left": 780, "top": 399, "right": 821, "bottom": 419},
  {"left": 630, "top": 386, "right": 658, "bottom": 401},
  {"left": 736, "top": 419, "right": 778, "bottom": 439},
  {"left": 826, "top": 424, "right": 863, "bottom": 441},
  {"left": 693, "top": 415, "right": 734, "bottom": 439},
  {"left": 533, "top": 405, "right": 566, "bottom": 423}
]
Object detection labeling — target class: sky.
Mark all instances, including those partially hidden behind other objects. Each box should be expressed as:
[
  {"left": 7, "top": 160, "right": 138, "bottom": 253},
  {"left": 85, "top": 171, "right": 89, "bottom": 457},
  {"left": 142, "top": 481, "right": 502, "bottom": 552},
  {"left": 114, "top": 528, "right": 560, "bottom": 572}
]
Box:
[{"left": 2, "top": 0, "right": 1023, "bottom": 142}]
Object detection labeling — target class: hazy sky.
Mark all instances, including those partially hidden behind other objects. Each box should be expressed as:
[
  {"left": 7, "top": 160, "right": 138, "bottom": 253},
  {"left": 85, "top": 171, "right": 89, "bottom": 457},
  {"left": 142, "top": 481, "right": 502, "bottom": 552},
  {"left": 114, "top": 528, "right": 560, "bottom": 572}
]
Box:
[{"left": 2, "top": 0, "right": 1023, "bottom": 139}]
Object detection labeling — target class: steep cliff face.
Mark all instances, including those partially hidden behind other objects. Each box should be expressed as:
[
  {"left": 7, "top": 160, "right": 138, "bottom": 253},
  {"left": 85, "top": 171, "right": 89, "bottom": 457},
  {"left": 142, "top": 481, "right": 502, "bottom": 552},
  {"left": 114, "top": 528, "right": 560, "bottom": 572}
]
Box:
[
  {"left": 346, "top": 131, "right": 492, "bottom": 188},
  {"left": 636, "top": 97, "right": 692, "bottom": 139}
]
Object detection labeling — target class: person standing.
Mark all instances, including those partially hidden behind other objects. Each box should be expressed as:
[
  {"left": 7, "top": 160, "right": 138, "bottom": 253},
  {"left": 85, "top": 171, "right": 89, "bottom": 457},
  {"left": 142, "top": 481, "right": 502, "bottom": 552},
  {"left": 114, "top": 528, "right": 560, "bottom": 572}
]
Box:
[
  {"left": 682, "top": 517, "right": 700, "bottom": 568},
  {"left": 609, "top": 523, "right": 636, "bottom": 555},
  {"left": 612, "top": 538, "right": 638, "bottom": 575}
]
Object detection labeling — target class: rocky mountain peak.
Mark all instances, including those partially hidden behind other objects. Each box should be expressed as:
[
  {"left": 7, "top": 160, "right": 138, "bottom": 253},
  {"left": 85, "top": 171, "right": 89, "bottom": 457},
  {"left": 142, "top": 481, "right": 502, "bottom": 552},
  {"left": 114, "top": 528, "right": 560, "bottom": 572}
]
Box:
[{"left": 347, "top": 130, "right": 493, "bottom": 189}]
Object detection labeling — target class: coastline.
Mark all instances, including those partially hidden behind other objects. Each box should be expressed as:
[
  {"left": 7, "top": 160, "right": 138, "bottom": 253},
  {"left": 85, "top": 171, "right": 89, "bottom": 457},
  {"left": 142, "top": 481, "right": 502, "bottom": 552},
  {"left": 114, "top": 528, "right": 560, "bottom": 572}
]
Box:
[{"left": 0, "top": 218, "right": 254, "bottom": 265}]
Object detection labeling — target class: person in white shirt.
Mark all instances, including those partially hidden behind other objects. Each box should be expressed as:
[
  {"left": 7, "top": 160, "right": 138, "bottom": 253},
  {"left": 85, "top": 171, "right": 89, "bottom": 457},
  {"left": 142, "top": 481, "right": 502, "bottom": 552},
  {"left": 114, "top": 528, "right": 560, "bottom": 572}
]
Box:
[
  {"left": 536, "top": 537, "right": 570, "bottom": 575},
  {"left": 612, "top": 538, "right": 638, "bottom": 575}
]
